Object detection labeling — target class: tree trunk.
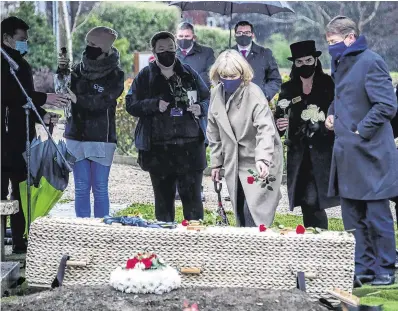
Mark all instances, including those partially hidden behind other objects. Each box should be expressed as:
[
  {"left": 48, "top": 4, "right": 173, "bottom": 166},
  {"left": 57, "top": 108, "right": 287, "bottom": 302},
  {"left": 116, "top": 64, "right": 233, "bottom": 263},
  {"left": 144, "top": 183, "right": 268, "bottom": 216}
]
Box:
[{"left": 61, "top": 1, "right": 73, "bottom": 62}]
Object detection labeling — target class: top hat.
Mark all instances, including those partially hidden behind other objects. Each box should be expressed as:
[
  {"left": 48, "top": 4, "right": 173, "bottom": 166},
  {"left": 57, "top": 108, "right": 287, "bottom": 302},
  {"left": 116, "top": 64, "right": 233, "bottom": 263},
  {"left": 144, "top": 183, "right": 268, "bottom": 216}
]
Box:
[{"left": 287, "top": 40, "right": 322, "bottom": 61}]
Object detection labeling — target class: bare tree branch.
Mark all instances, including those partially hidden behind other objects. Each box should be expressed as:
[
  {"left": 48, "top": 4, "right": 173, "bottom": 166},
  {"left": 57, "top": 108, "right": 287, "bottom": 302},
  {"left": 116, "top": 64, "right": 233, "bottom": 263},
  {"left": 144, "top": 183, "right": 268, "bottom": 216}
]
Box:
[
  {"left": 71, "top": 1, "right": 82, "bottom": 33},
  {"left": 268, "top": 15, "right": 321, "bottom": 27},
  {"left": 71, "top": 2, "right": 100, "bottom": 34},
  {"left": 358, "top": 1, "right": 380, "bottom": 31}
]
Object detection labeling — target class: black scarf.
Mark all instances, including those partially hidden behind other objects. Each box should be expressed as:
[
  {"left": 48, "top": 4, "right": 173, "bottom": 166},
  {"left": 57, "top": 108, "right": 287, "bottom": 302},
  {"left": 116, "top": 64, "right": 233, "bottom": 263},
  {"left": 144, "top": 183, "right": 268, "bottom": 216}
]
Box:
[{"left": 80, "top": 47, "right": 120, "bottom": 80}]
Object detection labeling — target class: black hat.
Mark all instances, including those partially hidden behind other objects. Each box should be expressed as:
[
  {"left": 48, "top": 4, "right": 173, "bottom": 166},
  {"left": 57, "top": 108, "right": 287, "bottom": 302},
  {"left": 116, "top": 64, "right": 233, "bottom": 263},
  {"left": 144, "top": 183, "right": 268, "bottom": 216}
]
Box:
[{"left": 287, "top": 40, "right": 322, "bottom": 61}]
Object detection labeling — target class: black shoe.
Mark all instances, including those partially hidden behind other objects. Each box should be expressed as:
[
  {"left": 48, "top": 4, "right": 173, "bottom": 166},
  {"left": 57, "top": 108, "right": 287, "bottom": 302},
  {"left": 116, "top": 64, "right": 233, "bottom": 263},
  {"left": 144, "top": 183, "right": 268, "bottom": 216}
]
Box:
[
  {"left": 371, "top": 274, "right": 395, "bottom": 286},
  {"left": 224, "top": 195, "right": 231, "bottom": 201},
  {"left": 12, "top": 243, "right": 27, "bottom": 254},
  {"left": 353, "top": 275, "right": 363, "bottom": 288},
  {"left": 356, "top": 274, "right": 375, "bottom": 284},
  {"left": 395, "top": 249, "right": 398, "bottom": 269}
]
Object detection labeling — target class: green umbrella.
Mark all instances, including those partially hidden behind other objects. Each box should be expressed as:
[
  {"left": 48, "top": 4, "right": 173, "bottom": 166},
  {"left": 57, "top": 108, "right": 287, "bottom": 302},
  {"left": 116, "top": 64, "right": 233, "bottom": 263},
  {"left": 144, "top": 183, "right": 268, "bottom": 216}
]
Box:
[{"left": 19, "top": 137, "right": 75, "bottom": 236}]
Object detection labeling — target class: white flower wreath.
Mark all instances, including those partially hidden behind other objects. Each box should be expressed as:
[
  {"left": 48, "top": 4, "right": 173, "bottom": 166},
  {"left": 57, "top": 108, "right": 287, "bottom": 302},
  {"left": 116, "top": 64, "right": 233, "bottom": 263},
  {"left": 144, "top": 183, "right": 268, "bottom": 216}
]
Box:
[
  {"left": 301, "top": 104, "right": 326, "bottom": 124},
  {"left": 109, "top": 252, "right": 181, "bottom": 295},
  {"left": 110, "top": 265, "right": 181, "bottom": 295}
]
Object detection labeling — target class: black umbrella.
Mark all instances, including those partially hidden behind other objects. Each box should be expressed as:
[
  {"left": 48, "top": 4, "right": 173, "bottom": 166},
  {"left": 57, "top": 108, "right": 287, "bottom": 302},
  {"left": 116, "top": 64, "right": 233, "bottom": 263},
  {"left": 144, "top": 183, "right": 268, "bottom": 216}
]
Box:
[
  {"left": 20, "top": 134, "right": 75, "bottom": 235},
  {"left": 170, "top": 1, "right": 295, "bottom": 46}
]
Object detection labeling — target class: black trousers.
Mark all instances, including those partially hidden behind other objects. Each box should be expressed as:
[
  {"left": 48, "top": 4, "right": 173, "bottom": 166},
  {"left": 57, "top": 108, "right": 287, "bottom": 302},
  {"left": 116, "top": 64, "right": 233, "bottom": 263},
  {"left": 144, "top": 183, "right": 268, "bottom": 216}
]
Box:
[
  {"left": 236, "top": 179, "right": 256, "bottom": 227},
  {"left": 296, "top": 149, "right": 328, "bottom": 229},
  {"left": 150, "top": 171, "right": 204, "bottom": 222},
  {"left": 1, "top": 167, "right": 27, "bottom": 247},
  {"left": 341, "top": 198, "right": 396, "bottom": 275}
]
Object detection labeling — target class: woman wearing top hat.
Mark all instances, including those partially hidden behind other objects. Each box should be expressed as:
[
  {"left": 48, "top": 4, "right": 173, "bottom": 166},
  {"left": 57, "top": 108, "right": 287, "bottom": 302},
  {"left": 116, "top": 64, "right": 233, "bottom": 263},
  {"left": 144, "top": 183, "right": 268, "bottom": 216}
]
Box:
[{"left": 275, "top": 40, "right": 339, "bottom": 229}]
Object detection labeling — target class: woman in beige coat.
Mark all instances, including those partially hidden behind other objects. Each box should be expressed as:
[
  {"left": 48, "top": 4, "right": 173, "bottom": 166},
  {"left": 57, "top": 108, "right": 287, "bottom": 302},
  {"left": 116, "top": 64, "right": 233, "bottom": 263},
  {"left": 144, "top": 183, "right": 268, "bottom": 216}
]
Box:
[{"left": 208, "top": 50, "right": 283, "bottom": 227}]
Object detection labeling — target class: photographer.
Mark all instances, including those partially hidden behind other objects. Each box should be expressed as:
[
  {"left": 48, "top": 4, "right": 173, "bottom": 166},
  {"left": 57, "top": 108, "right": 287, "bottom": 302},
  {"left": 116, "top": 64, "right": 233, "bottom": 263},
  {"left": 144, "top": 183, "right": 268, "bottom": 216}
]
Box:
[{"left": 126, "top": 32, "right": 209, "bottom": 222}]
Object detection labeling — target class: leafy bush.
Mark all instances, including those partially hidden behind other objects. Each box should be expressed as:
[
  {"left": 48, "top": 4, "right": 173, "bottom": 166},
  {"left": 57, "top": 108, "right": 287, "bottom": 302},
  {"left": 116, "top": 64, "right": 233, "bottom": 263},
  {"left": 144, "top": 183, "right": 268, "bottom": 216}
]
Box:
[
  {"left": 267, "top": 34, "right": 291, "bottom": 69},
  {"left": 194, "top": 26, "right": 231, "bottom": 56},
  {"left": 115, "top": 79, "right": 137, "bottom": 156},
  {"left": 7, "top": 2, "right": 56, "bottom": 71}
]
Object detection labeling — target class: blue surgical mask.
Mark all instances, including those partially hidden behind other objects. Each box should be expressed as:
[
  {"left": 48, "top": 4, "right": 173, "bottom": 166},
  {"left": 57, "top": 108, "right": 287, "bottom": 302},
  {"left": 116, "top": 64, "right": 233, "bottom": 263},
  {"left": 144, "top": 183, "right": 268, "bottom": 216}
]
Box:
[
  {"left": 328, "top": 40, "right": 347, "bottom": 62},
  {"left": 220, "top": 77, "right": 242, "bottom": 94},
  {"left": 15, "top": 40, "right": 28, "bottom": 55}
]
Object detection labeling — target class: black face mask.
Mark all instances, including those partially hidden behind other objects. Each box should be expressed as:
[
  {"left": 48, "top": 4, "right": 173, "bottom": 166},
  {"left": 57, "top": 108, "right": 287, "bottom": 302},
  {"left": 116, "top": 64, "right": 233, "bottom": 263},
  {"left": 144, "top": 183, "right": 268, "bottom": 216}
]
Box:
[
  {"left": 235, "top": 35, "right": 252, "bottom": 47},
  {"left": 85, "top": 45, "right": 103, "bottom": 60},
  {"left": 177, "top": 39, "right": 193, "bottom": 50},
  {"left": 296, "top": 64, "right": 316, "bottom": 79},
  {"left": 156, "top": 51, "right": 176, "bottom": 67}
]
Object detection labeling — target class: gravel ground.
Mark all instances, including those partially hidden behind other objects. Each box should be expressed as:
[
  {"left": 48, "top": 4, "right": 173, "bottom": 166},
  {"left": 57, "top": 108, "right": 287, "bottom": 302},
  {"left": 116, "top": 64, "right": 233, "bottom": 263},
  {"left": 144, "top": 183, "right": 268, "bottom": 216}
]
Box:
[
  {"left": 2, "top": 285, "right": 328, "bottom": 311},
  {"left": 38, "top": 124, "right": 397, "bottom": 220}
]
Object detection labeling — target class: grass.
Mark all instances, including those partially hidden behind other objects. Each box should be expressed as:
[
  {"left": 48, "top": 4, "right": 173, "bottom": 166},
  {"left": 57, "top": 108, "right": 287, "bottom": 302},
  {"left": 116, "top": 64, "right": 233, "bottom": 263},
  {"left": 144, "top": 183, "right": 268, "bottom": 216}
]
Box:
[
  {"left": 116, "top": 203, "right": 398, "bottom": 310},
  {"left": 116, "top": 203, "right": 348, "bottom": 231},
  {"left": 353, "top": 284, "right": 398, "bottom": 311}
]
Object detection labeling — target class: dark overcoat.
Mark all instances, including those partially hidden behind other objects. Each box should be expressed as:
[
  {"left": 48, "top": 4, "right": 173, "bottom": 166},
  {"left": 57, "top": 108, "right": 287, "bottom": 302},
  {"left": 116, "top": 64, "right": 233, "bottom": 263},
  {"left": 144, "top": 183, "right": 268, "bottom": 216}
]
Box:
[
  {"left": 1, "top": 44, "right": 47, "bottom": 170},
  {"left": 176, "top": 42, "right": 215, "bottom": 88},
  {"left": 275, "top": 71, "right": 339, "bottom": 210},
  {"left": 328, "top": 36, "right": 398, "bottom": 200},
  {"left": 232, "top": 42, "right": 282, "bottom": 101}
]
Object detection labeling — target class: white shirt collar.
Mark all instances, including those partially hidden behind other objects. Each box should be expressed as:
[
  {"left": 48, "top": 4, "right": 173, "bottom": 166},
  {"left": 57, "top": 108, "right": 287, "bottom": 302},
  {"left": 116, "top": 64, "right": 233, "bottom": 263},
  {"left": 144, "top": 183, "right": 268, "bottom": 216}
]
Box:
[
  {"left": 181, "top": 43, "right": 194, "bottom": 55},
  {"left": 238, "top": 42, "right": 252, "bottom": 53}
]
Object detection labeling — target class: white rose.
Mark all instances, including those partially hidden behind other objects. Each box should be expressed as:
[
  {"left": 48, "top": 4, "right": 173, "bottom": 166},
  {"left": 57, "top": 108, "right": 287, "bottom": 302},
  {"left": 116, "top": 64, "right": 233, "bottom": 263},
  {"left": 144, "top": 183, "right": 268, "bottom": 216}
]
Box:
[
  {"left": 318, "top": 111, "right": 326, "bottom": 122},
  {"left": 278, "top": 99, "right": 291, "bottom": 109}
]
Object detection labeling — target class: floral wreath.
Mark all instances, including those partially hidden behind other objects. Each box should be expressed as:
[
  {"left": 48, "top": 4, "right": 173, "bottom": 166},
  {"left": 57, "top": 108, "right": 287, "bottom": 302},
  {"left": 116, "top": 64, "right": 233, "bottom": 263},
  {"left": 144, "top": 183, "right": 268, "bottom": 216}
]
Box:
[{"left": 110, "top": 251, "right": 181, "bottom": 294}]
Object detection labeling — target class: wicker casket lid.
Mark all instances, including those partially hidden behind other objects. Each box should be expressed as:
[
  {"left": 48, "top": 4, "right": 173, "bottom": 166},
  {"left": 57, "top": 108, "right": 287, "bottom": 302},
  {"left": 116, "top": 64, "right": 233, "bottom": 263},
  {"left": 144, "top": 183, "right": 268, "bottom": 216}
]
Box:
[{"left": 26, "top": 217, "right": 355, "bottom": 300}]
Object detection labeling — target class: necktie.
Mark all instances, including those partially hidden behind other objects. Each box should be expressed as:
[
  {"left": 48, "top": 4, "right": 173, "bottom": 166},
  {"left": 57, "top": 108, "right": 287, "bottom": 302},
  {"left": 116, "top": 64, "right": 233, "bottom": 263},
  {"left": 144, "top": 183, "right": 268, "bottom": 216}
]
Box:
[
  {"left": 182, "top": 50, "right": 187, "bottom": 56},
  {"left": 241, "top": 50, "right": 247, "bottom": 57}
]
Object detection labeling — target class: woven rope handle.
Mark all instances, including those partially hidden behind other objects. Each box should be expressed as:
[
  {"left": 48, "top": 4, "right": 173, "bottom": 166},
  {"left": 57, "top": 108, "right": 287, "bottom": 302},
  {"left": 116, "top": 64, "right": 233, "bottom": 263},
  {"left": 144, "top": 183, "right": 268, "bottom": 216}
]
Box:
[{"left": 66, "top": 260, "right": 88, "bottom": 267}]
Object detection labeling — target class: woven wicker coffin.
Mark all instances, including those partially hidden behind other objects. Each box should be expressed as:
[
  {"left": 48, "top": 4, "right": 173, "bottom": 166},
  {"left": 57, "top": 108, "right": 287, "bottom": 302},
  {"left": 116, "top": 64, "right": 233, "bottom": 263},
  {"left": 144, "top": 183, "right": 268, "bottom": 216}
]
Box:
[{"left": 26, "top": 217, "right": 355, "bottom": 299}]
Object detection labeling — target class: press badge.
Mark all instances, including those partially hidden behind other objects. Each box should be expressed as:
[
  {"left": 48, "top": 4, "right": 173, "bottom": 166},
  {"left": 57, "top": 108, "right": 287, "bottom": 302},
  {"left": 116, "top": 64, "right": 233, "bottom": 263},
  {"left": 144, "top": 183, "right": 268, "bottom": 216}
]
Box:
[
  {"left": 292, "top": 96, "right": 302, "bottom": 104},
  {"left": 170, "top": 107, "right": 183, "bottom": 117}
]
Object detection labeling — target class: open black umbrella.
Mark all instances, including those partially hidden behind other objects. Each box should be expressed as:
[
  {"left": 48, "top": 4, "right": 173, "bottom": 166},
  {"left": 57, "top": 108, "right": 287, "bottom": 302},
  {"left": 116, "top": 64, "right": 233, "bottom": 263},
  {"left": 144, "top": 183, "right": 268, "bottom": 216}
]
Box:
[{"left": 170, "top": 1, "right": 295, "bottom": 46}]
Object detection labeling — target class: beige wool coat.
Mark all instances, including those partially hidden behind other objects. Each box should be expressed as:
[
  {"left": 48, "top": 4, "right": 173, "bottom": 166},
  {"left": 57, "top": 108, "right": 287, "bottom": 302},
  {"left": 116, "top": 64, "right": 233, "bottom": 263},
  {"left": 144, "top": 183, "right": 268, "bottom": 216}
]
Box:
[{"left": 207, "top": 82, "right": 283, "bottom": 227}]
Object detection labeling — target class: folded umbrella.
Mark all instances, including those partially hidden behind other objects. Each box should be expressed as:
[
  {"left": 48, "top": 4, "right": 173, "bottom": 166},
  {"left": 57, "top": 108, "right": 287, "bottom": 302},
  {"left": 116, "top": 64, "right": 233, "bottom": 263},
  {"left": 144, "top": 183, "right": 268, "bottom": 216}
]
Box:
[{"left": 19, "top": 136, "right": 75, "bottom": 235}]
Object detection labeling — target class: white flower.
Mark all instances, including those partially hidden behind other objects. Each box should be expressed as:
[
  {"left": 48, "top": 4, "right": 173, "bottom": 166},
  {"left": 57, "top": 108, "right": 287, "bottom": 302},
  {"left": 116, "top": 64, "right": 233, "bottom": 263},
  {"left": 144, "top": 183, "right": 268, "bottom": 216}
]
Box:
[
  {"left": 135, "top": 262, "right": 146, "bottom": 270},
  {"left": 110, "top": 265, "right": 181, "bottom": 295},
  {"left": 301, "top": 105, "right": 325, "bottom": 124},
  {"left": 278, "top": 99, "right": 291, "bottom": 110}
]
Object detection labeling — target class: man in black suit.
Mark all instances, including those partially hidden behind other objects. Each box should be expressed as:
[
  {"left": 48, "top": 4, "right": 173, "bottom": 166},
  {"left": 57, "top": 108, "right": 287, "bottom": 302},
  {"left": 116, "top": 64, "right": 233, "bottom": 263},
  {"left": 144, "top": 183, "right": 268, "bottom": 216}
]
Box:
[{"left": 232, "top": 20, "right": 282, "bottom": 102}]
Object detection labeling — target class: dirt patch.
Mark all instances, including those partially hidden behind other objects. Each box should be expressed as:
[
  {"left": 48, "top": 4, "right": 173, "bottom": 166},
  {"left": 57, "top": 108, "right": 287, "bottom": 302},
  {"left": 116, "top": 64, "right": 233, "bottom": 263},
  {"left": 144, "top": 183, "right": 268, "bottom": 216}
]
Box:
[{"left": 2, "top": 285, "right": 328, "bottom": 311}]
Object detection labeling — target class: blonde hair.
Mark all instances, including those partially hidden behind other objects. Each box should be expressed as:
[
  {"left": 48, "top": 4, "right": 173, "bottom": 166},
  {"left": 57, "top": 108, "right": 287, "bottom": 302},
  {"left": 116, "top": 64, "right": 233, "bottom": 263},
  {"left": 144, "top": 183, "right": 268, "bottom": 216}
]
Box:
[{"left": 209, "top": 49, "right": 254, "bottom": 86}]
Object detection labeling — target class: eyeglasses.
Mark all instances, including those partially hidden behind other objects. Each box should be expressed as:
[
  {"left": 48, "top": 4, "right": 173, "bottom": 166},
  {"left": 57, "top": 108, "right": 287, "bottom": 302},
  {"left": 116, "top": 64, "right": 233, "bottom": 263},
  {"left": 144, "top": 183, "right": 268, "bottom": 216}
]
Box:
[
  {"left": 294, "top": 58, "right": 315, "bottom": 67},
  {"left": 235, "top": 31, "right": 252, "bottom": 37}
]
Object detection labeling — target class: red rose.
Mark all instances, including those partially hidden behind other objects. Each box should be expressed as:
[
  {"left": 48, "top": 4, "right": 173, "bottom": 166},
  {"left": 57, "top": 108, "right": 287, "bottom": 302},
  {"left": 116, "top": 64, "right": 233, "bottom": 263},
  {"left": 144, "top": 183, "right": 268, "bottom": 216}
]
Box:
[
  {"left": 259, "top": 224, "right": 267, "bottom": 232},
  {"left": 141, "top": 258, "right": 152, "bottom": 269},
  {"left": 126, "top": 257, "right": 139, "bottom": 269},
  {"left": 182, "top": 219, "right": 189, "bottom": 226},
  {"left": 296, "top": 225, "right": 306, "bottom": 234},
  {"left": 247, "top": 176, "right": 255, "bottom": 184}
]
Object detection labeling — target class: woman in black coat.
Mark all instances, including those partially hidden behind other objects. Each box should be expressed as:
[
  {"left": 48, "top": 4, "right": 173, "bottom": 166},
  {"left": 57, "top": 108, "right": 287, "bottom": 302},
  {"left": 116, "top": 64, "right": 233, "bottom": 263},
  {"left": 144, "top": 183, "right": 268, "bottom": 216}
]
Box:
[{"left": 275, "top": 41, "right": 339, "bottom": 229}]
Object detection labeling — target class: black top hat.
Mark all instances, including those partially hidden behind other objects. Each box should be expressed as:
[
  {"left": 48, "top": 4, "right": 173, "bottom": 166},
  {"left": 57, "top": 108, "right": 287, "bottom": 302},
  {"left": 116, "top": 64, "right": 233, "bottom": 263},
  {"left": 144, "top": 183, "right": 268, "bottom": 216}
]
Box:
[{"left": 287, "top": 40, "right": 322, "bottom": 61}]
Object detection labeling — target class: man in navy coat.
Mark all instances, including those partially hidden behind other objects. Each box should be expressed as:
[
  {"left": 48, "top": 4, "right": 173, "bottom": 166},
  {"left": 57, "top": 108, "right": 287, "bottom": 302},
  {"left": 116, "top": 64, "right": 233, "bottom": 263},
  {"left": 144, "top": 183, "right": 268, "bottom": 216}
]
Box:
[{"left": 325, "top": 16, "right": 398, "bottom": 287}]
